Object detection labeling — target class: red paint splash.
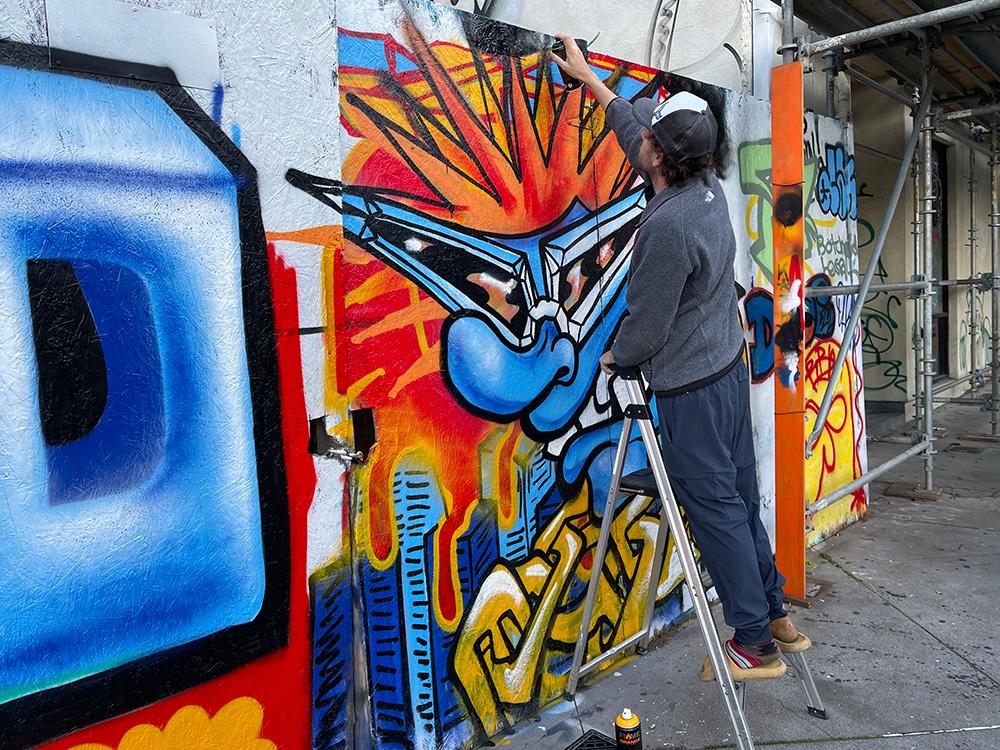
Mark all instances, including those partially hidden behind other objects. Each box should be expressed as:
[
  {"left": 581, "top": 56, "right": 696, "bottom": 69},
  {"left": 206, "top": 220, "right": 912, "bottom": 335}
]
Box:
[{"left": 851, "top": 487, "right": 868, "bottom": 514}]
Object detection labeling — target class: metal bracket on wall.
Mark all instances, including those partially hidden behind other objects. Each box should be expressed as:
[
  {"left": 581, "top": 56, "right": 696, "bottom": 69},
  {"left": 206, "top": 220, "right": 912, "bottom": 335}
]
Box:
[{"left": 308, "top": 409, "right": 377, "bottom": 464}]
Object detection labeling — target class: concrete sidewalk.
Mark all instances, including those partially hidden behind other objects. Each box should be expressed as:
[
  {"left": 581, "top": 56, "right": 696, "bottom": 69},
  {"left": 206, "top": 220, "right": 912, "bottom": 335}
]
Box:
[{"left": 498, "top": 404, "right": 1000, "bottom": 749}]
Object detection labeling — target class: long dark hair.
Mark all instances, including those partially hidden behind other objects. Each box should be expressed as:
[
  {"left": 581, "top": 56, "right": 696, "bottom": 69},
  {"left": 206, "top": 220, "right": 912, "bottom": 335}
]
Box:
[{"left": 650, "top": 139, "right": 717, "bottom": 186}]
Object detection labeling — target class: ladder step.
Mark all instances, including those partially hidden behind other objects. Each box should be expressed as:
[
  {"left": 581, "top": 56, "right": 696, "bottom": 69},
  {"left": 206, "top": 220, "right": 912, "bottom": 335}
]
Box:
[
  {"left": 578, "top": 631, "right": 647, "bottom": 677},
  {"left": 619, "top": 468, "right": 658, "bottom": 497}
]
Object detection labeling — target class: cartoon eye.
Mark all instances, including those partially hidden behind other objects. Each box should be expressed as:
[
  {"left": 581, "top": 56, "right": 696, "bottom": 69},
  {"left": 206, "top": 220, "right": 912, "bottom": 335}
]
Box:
[
  {"left": 405, "top": 237, "right": 432, "bottom": 253},
  {"left": 467, "top": 272, "right": 521, "bottom": 322}
]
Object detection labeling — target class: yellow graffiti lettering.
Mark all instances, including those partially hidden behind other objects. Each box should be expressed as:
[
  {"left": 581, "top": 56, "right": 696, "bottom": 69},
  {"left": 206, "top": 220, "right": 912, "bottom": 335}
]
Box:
[{"left": 454, "top": 487, "right": 694, "bottom": 735}]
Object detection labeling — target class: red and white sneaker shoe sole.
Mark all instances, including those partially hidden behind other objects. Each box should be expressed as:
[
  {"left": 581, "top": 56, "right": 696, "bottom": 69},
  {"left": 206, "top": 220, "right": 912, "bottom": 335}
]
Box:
[{"left": 699, "top": 652, "right": 787, "bottom": 682}]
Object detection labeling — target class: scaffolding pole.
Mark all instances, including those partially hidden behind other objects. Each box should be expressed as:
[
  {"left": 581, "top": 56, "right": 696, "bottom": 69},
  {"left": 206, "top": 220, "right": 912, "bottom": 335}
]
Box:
[
  {"left": 938, "top": 276, "right": 989, "bottom": 287},
  {"left": 805, "top": 78, "right": 935, "bottom": 458},
  {"left": 844, "top": 66, "right": 915, "bottom": 110},
  {"left": 780, "top": 0, "right": 796, "bottom": 63},
  {"left": 801, "top": 0, "right": 1000, "bottom": 57},
  {"left": 913, "top": 117, "right": 924, "bottom": 429},
  {"left": 804, "top": 280, "right": 924, "bottom": 297},
  {"left": 969, "top": 147, "right": 979, "bottom": 384},
  {"left": 825, "top": 51, "right": 839, "bottom": 117},
  {"left": 921, "top": 56, "right": 936, "bottom": 491},
  {"left": 940, "top": 102, "right": 1000, "bottom": 122},
  {"left": 933, "top": 396, "right": 991, "bottom": 405},
  {"left": 803, "top": 277, "right": 984, "bottom": 298},
  {"left": 809, "top": 440, "right": 931, "bottom": 515},
  {"left": 942, "top": 122, "right": 995, "bottom": 158},
  {"left": 992, "top": 123, "right": 999, "bottom": 434}
]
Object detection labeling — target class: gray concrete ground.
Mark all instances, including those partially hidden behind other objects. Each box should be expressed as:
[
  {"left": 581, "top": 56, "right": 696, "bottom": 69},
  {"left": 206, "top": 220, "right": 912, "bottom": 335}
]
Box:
[{"left": 497, "top": 403, "right": 1000, "bottom": 749}]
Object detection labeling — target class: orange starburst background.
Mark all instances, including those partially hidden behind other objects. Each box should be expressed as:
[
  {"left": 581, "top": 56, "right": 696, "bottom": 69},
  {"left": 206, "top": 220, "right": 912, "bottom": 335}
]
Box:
[{"left": 330, "top": 22, "right": 657, "bottom": 626}]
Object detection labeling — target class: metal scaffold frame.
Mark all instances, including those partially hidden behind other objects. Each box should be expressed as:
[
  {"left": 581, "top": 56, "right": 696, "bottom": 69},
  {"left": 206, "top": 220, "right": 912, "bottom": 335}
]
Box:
[
  {"left": 800, "top": 0, "right": 1000, "bottom": 58},
  {"left": 991, "top": 122, "right": 999, "bottom": 436},
  {"left": 785, "top": 1, "right": 1000, "bottom": 517}
]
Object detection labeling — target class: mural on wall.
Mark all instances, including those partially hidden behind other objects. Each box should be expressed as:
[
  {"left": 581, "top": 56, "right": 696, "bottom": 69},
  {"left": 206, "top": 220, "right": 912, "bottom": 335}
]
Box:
[
  {"left": 321, "top": 11, "right": 702, "bottom": 746},
  {"left": 0, "top": 41, "right": 324, "bottom": 750},
  {"left": 272, "top": 1, "right": 867, "bottom": 748},
  {"left": 740, "top": 119, "right": 868, "bottom": 544},
  {"left": 804, "top": 122, "right": 868, "bottom": 539},
  {"left": 960, "top": 285, "right": 991, "bottom": 375},
  {"left": 860, "top": 227, "right": 907, "bottom": 394},
  {"left": 815, "top": 143, "right": 857, "bottom": 222},
  {"left": 0, "top": 1, "right": 866, "bottom": 749},
  {"left": 856, "top": 174, "right": 907, "bottom": 398},
  {"left": 66, "top": 698, "right": 276, "bottom": 750}
]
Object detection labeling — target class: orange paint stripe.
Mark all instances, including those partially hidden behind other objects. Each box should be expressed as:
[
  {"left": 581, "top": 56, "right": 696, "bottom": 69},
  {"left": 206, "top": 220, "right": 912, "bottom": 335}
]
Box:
[
  {"left": 775, "top": 412, "right": 806, "bottom": 598},
  {"left": 267, "top": 225, "right": 343, "bottom": 247},
  {"left": 388, "top": 342, "right": 440, "bottom": 398},
  {"left": 771, "top": 62, "right": 804, "bottom": 187},
  {"left": 350, "top": 296, "right": 444, "bottom": 344},
  {"left": 771, "top": 61, "right": 806, "bottom": 600},
  {"left": 345, "top": 268, "right": 411, "bottom": 307}
]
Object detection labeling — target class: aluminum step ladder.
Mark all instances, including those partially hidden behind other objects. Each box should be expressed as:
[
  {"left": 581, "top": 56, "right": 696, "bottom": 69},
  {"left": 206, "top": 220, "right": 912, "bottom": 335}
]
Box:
[
  {"left": 564, "top": 365, "right": 754, "bottom": 749},
  {"left": 564, "top": 365, "right": 826, "bottom": 750}
]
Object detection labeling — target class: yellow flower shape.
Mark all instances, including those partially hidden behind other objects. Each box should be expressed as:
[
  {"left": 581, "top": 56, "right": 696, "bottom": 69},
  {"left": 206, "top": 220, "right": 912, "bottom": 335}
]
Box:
[{"left": 71, "top": 696, "right": 276, "bottom": 750}]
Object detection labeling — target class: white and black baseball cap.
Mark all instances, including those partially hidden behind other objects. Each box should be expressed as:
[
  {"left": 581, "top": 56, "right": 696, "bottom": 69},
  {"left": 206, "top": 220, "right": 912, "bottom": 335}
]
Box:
[{"left": 633, "top": 91, "right": 718, "bottom": 161}]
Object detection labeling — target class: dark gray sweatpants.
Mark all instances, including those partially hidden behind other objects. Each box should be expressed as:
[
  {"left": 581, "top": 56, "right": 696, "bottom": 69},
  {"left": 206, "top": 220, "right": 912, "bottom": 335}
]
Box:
[{"left": 655, "top": 363, "right": 786, "bottom": 645}]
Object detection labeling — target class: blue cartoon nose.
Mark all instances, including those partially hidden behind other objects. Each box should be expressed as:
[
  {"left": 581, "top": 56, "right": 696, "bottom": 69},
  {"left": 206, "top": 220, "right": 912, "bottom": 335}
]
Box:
[{"left": 444, "top": 315, "right": 577, "bottom": 419}]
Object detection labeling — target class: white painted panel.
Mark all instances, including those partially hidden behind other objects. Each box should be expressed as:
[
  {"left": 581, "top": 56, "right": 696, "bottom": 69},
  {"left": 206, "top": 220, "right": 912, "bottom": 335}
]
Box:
[{"left": 46, "top": 0, "right": 220, "bottom": 89}]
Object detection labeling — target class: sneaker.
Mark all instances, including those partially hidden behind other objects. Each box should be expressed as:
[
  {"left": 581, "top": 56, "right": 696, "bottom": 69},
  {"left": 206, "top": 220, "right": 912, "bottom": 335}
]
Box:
[
  {"left": 770, "top": 615, "right": 812, "bottom": 653},
  {"left": 699, "top": 639, "right": 787, "bottom": 682}
]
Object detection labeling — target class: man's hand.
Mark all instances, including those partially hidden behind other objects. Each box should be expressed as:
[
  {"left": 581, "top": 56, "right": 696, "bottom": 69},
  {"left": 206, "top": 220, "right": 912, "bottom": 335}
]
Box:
[
  {"left": 599, "top": 350, "right": 616, "bottom": 374},
  {"left": 550, "top": 34, "right": 618, "bottom": 110},
  {"left": 551, "top": 35, "right": 596, "bottom": 87}
]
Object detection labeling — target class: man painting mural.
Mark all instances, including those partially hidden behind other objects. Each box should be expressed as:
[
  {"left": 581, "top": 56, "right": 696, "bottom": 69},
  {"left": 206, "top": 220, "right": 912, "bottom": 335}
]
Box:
[{"left": 552, "top": 37, "right": 811, "bottom": 679}]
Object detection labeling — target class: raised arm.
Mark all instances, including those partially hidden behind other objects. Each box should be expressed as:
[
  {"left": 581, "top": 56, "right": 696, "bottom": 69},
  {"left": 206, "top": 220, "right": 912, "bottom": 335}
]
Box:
[{"left": 550, "top": 35, "right": 648, "bottom": 178}]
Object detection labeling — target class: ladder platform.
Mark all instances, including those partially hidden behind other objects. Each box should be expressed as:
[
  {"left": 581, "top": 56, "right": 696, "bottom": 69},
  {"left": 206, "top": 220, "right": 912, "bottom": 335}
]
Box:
[
  {"left": 698, "top": 654, "right": 788, "bottom": 682},
  {"left": 620, "top": 468, "right": 659, "bottom": 497}
]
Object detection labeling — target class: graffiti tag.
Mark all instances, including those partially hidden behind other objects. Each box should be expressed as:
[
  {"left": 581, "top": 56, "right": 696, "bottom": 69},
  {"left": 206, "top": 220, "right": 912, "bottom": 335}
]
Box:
[{"left": 816, "top": 143, "right": 857, "bottom": 220}]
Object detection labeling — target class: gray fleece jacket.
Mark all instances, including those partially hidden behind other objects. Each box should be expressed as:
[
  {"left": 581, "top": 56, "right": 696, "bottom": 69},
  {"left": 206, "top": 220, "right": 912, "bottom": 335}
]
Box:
[{"left": 606, "top": 97, "right": 744, "bottom": 393}]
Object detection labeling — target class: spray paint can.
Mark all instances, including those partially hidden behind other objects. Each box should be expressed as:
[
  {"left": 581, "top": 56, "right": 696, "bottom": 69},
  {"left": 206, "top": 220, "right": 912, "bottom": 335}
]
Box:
[
  {"left": 549, "top": 38, "right": 589, "bottom": 90},
  {"left": 614, "top": 707, "right": 642, "bottom": 750}
]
